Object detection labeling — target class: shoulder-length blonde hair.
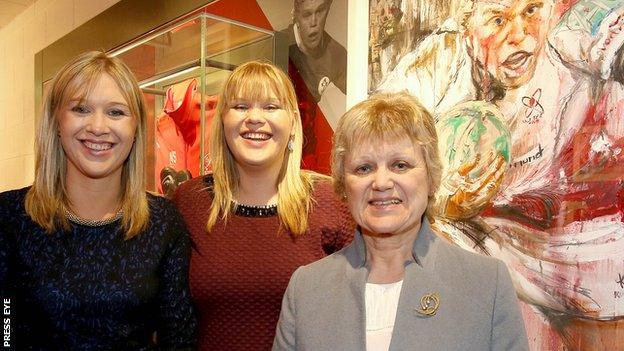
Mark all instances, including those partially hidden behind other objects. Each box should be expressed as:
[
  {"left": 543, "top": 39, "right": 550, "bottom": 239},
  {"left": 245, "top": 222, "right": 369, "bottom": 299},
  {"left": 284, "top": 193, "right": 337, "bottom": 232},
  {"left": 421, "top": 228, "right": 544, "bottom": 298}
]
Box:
[
  {"left": 25, "top": 51, "right": 149, "bottom": 239},
  {"left": 208, "top": 60, "right": 319, "bottom": 235},
  {"left": 331, "top": 91, "right": 442, "bottom": 218}
]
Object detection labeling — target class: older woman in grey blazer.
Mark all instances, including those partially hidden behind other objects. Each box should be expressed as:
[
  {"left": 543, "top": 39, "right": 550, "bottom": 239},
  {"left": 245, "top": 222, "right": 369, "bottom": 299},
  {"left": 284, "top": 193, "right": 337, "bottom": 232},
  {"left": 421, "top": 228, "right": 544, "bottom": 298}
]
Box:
[{"left": 273, "top": 92, "right": 529, "bottom": 351}]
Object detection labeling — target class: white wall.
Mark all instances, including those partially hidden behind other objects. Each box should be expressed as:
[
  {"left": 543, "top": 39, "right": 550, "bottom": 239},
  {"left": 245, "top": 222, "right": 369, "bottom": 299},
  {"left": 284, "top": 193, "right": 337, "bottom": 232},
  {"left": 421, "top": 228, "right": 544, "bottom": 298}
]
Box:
[
  {"left": 0, "top": 0, "right": 120, "bottom": 191},
  {"left": 346, "top": 0, "right": 368, "bottom": 110}
]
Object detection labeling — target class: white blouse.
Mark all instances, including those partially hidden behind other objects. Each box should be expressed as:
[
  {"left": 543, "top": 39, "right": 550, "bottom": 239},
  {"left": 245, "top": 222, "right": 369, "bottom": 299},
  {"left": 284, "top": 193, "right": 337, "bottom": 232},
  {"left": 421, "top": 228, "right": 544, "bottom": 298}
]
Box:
[{"left": 365, "top": 280, "right": 404, "bottom": 351}]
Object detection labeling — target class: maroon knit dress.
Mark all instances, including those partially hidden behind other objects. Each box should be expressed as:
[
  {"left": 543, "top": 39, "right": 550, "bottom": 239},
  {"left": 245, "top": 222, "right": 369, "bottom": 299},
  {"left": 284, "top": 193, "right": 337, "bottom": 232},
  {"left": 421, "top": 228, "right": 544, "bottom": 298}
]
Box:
[{"left": 172, "top": 175, "right": 354, "bottom": 350}]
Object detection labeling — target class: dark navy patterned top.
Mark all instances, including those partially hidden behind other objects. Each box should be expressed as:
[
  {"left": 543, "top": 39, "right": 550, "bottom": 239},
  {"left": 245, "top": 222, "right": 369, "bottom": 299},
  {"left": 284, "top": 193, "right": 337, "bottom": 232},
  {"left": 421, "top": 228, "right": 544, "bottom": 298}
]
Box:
[{"left": 0, "top": 187, "right": 196, "bottom": 350}]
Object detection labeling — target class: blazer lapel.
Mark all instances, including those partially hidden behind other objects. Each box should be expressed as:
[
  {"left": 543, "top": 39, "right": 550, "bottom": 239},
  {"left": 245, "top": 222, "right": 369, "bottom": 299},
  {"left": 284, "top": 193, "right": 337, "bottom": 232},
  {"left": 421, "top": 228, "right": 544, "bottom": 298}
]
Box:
[
  {"left": 388, "top": 220, "right": 444, "bottom": 351},
  {"left": 346, "top": 222, "right": 444, "bottom": 351},
  {"left": 389, "top": 262, "right": 443, "bottom": 350},
  {"left": 345, "top": 231, "right": 369, "bottom": 350}
]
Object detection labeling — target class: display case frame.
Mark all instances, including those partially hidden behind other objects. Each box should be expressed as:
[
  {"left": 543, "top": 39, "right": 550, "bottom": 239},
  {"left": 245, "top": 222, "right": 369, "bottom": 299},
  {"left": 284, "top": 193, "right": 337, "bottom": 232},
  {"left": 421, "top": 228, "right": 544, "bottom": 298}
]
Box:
[{"left": 109, "top": 10, "right": 275, "bottom": 192}]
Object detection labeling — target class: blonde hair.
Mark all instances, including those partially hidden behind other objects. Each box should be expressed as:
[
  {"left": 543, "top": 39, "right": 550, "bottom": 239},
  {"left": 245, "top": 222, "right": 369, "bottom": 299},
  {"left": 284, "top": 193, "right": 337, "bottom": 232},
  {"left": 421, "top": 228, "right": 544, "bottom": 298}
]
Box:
[
  {"left": 208, "top": 60, "right": 319, "bottom": 235},
  {"left": 331, "top": 91, "right": 442, "bottom": 217},
  {"left": 26, "top": 51, "right": 149, "bottom": 239}
]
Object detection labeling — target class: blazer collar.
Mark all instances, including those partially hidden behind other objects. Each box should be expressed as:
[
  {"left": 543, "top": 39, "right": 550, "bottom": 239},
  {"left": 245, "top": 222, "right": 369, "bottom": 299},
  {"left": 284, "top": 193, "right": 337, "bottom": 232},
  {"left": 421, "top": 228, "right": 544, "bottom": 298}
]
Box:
[
  {"left": 345, "top": 217, "right": 439, "bottom": 271},
  {"left": 343, "top": 217, "right": 443, "bottom": 350}
]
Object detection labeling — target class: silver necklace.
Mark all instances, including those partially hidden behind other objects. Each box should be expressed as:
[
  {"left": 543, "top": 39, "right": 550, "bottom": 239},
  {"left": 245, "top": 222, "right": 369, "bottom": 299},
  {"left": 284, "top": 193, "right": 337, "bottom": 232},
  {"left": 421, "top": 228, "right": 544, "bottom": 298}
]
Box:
[{"left": 65, "top": 208, "right": 123, "bottom": 226}]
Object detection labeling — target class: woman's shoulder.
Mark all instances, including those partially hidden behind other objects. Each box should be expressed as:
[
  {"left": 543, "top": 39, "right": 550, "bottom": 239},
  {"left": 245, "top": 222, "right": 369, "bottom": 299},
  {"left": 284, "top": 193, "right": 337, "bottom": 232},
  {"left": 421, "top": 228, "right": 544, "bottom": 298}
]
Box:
[
  {"left": 433, "top": 233, "right": 506, "bottom": 282},
  {"left": 307, "top": 172, "right": 355, "bottom": 240},
  {"left": 308, "top": 172, "right": 333, "bottom": 194},
  {"left": 306, "top": 172, "right": 343, "bottom": 208},
  {"left": 0, "top": 186, "right": 29, "bottom": 202},
  {"left": 292, "top": 243, "right": 352, "bottom": 284},
  {"left": 170, "top": 175, "right": 214, "bottom": 222},
  {"left": 173, "top": 174, "right": 213, "bottom": 200},
  {"left": 0, "top": 186, "right": 30, "bottom": 215},
  {"left": 146, "top": 192, "right": 177, "bottom": 213},
  {"left": 143, "top": 193, "right": 189, "bottom": 241}
]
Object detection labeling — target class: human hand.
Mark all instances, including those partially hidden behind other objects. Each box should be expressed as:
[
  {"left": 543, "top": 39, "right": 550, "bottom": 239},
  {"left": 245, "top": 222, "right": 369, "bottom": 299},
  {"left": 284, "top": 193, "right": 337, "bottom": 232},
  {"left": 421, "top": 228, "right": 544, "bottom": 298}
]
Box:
[{"left": 434, "top": 101, "right": 511, "bottom": 219}]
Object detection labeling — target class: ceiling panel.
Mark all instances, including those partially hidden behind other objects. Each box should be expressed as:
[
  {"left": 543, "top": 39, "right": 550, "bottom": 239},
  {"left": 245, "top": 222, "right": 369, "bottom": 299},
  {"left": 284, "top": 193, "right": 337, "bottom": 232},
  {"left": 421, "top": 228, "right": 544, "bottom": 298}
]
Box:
[{"left": 0, "top": 0, "right": 35, "bottom": 30}]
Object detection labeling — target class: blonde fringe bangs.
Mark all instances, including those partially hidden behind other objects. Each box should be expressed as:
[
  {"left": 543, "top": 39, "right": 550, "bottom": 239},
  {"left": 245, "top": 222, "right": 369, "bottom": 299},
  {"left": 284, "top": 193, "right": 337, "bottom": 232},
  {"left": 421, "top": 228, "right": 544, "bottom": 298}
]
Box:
[{"left": 206, "top": 60, "right": 315, "bottom": 236}]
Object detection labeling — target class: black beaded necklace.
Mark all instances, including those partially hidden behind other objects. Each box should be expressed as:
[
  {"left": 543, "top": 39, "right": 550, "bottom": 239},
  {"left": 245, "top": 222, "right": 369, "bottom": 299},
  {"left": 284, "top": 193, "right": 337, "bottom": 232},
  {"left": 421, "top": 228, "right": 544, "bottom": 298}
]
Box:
[
  {"left": 203, "top": 175, "right": 278, "bottom": 217},
  {"left": 233, "top": 201, "right": 278, "bottom": 217}
]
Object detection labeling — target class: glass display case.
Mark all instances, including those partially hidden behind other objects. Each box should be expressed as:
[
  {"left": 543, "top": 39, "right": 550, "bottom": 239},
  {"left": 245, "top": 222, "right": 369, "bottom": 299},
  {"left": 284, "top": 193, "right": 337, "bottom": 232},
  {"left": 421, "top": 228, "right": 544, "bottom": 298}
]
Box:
[{"left": 109, "top": 12, "right": 275, "bottom": 195}]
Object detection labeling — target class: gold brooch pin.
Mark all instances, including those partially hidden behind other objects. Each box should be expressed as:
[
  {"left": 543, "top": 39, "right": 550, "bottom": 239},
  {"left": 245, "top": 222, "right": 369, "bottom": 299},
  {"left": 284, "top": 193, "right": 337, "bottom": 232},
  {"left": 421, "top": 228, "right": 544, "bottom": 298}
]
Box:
[{"left": 415, "top": 293, "right": 440, "bottom": 317}]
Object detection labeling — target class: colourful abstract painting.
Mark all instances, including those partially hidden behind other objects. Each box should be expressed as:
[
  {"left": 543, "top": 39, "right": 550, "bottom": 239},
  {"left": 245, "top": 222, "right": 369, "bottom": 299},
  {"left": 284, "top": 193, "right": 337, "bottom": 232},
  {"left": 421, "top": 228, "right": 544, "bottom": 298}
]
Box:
[{"left": 372, "top": 0, "right": 624, "bottom": 349}]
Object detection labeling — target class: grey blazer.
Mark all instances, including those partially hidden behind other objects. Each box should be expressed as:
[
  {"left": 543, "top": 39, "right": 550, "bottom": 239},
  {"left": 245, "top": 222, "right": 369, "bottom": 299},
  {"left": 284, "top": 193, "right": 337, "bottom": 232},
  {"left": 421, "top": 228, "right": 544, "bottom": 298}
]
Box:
[{"left": 273, "top": 220, "right": 529, "bottom": 350}]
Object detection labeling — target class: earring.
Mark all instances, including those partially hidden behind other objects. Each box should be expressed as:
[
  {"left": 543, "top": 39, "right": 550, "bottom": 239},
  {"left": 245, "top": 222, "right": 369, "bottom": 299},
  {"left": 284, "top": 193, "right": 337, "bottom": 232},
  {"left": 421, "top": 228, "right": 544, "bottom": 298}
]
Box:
[{"left": 287, "top": 137, "right": 294, "bottom": 152}]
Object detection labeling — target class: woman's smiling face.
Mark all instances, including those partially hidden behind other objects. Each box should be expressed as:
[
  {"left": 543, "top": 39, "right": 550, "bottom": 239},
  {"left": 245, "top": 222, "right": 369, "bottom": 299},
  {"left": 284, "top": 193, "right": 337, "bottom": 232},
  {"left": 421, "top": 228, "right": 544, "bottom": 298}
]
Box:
[
  {"left": 58, "top": 73, "right": 136, "bottom": 182},
  {"left": 222, "top": 90, "right": 293, "bottom": 172},
  {"left": 344, "top": 135, "right": 430, "bottom": 237}
]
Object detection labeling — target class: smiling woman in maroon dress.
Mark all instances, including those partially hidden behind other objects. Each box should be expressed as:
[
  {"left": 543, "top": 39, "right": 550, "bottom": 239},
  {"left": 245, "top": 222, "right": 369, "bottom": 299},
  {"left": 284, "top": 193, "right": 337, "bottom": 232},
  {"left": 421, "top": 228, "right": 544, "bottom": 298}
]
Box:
[{"left": 172, "top": 60, "right": 354, "bottom": 350}]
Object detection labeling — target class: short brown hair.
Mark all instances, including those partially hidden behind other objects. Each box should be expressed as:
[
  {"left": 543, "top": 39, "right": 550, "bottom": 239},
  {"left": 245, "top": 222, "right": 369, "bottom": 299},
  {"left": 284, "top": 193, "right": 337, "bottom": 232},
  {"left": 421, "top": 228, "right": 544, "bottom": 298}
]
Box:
[{"left": 331, "top": 91, "right": 442, "bottom": 216}]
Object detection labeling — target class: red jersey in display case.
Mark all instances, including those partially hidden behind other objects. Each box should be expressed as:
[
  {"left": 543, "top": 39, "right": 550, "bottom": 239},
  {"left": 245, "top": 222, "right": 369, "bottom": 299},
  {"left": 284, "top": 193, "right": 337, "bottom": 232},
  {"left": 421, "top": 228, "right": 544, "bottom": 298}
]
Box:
[{"left": 155, "top": 79, "right": 218, "bottom": 194}]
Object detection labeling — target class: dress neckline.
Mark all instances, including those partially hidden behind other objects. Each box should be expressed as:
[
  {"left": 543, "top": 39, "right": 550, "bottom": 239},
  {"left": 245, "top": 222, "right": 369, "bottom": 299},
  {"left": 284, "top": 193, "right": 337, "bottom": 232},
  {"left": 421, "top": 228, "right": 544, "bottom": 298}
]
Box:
[
  {"left": 203, "top": 175, "right": 278, "bottom": 218},
  {"left": 233, "top": 201, "right": 278, "bottom": 217}
]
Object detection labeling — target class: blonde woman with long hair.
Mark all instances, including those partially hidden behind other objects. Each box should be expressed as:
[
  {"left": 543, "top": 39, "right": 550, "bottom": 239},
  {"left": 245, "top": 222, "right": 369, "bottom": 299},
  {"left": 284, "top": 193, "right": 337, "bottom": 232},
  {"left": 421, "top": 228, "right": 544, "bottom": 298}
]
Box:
[
  {"left": 173, "top": 60, "right": 354, "bottom": 349},
  {"left": 0, "top": 51, "right": 195, "bottom": 349}
]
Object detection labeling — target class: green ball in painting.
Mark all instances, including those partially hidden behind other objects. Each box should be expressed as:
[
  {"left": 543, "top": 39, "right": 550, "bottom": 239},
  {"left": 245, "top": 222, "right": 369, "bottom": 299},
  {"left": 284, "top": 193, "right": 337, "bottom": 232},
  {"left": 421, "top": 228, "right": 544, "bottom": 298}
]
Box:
[{"left": 435, "top": 101, "right": 511, "bottom": 219}]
